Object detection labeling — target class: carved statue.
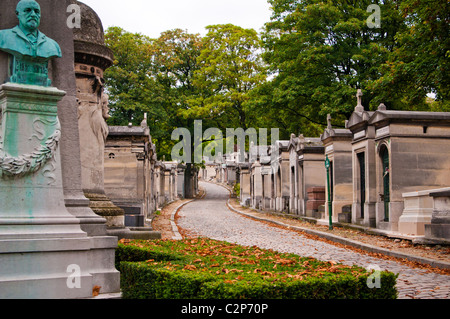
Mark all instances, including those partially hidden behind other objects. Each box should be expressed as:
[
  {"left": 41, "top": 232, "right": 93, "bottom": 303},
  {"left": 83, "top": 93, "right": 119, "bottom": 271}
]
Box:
[
  {"left": 76, "top": 72, "right": 111, "bottom": 191},
  {"left": 0, "top": 0, "right": 62, "bottom": 86},
  {"left": 90, "top": 91, "right": 110, "bottom": 144}
]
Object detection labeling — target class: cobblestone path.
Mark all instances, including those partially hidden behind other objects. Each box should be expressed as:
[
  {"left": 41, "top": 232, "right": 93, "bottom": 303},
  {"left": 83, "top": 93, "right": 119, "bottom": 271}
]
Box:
[{"left": 177, "top": 182, "right": 450, "bottom": 299}]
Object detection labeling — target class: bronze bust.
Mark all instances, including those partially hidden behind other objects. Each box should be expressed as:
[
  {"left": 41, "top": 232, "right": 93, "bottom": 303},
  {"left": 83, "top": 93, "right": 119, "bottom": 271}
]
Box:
[{"left": 0, "top": 0, "right": 62, "bottom": 86}]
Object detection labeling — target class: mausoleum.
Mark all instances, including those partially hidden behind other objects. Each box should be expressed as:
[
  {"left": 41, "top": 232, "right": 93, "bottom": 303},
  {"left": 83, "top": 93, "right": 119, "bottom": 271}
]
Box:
[{"left": 320, "top": 115, "right": 353, "bottom": 223}]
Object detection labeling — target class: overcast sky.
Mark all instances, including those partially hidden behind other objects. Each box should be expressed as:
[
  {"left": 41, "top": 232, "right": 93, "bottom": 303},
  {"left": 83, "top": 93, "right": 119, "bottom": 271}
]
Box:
[{"left": 80, "top": 0, "right": 273, "bottom": 38}]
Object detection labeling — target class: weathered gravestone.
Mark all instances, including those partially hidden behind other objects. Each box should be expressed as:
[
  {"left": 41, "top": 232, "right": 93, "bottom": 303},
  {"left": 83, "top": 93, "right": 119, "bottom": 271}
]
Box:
[{"left": 0, "top": 0, "right": 120, "bottom": 298}]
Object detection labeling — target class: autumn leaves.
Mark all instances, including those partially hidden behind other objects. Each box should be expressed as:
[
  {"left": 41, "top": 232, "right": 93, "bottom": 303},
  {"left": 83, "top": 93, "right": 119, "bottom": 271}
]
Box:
[{"left": 117, "top": 238, "right": 398, "bottom": 298}]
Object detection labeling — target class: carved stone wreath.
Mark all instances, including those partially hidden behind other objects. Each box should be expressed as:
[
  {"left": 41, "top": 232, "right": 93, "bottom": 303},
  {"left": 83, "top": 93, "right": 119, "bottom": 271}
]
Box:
[{"left": 0, "top": 119, "right": 61, "bottom": 178}]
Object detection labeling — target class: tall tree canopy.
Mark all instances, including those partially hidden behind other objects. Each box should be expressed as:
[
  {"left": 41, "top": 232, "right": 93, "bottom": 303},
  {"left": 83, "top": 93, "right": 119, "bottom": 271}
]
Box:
[
  {"left": 260, "top": 0, "right": 406, "bottom": 136},
  {"left": 182, "top": 24, "right": 267, "bottom": 131},
  {"left": 369, "top": 0, "right": 449, "bottom": 111},
  {"left": 104, "top": 27, "right": 203, "bottom": 159},
  {"left": 104, "top": 1, "right": 449, "bottom": 156}
]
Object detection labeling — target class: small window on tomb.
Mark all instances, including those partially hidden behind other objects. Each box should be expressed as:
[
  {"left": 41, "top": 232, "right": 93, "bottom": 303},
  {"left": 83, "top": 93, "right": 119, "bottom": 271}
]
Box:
[
  {"left": 423, "top": 126, "right": 428, "bottom": 134},
  {"left": 109, "top": 153, "right": 115, "bottom": 159}
]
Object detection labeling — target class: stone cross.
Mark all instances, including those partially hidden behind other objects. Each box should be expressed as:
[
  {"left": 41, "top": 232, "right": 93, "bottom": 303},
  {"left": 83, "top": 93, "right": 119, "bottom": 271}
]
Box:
[
  {"left": 357, "top": 89, "right": 363, "bottom": 106},
  {"left": 355, "top": 89, "right": 364, "bottom": 112},
  {"left": 141, "top": 112, "right": 148, "bottom": 127},
  {"left": 327, "top": 114, "right": 332, "bottom": 130}
]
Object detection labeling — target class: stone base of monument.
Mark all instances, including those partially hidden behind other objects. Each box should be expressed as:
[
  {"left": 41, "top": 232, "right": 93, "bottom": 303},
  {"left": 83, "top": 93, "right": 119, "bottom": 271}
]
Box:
[
  {"left": 84, "top": 191, "right": 126, "bottom": 227},
  {"left": 421, "top": 189, "right": 450, "bottom": 245},
  {"left": 0, "top": 83, "right": 120, "bottom": 298},
  {"left": 0, "top": 83, "right": 118, "bottom": 298},
  {"left": 85, "top": 236, "right": 121, "bottom": 294},
  {"left": 85, "top": 192, "right": 161, "bottom": 240},
  {"left": 0, "top": 237, "right": 93, "bottom": 298},
  {"left": 0, "top": 235, "right": 121, "bottom": 298},
  {"left": 64, "top": 196, "right": 121, "bottom": 294}
]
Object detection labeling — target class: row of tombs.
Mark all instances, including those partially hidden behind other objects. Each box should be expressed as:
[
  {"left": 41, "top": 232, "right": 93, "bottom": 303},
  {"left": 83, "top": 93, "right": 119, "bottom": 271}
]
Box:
[
  {"left": 202, "top": 91, "right": 450, "bottom": 245},
  {"left": 103, "top": 124, "right": 199, "bottom": 229}
]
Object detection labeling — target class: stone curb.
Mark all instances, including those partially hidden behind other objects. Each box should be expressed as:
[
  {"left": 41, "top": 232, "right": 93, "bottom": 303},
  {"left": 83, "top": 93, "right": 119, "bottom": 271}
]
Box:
[
  {"left": 208, "top": 180, "right": 450, "bottom": 272},
  {"left": 170, "top": 200, "right": 195, "bottom": 240},
  {"left": 169, "top": 187, "right": 207, "bottom": 240},
  {"left": 226, "top": 200, "right": 450, "bottom": 270}
]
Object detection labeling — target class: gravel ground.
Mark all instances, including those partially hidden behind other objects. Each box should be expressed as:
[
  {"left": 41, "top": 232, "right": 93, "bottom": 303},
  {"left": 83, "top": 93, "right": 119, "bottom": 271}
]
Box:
[{"left": 175, "top": 181, "right": 450, "bottom": 299}]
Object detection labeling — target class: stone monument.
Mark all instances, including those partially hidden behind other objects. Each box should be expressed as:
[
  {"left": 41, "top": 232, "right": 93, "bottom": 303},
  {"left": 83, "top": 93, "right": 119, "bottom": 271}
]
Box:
[
  {"left": 425, "top": 189, "right": 450, "bottom": 244},
  {"left": 320, "top": 114, "right": 353, "bottom": 223},
  {"left": 74, "top": 1, "right": 157, "bottom": 240},
  {"left": 0, "top": 0, "right": 120, "bottom": 298},
  {"left": 104, "top": 118, "right": 161, "bottom": 239},
  {"left": 73, "top": 1, "right": 125, "bottom": 229}
]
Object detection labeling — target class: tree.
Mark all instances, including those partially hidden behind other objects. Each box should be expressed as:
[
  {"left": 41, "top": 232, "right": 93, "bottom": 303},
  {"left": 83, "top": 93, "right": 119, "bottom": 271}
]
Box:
[
  {"left": 152, "top": 29, "right": 205, "bottom": 197},
  {"left": 104, "top": 27, "right": 156, "bottom": 126},
  {"left": 369, "top": 0, "right": 450, "bottom": 111},
  {"left": 261, "top": 0, "right": 406, "bottom": 135},
  {"left": 104, "top": 27, "right": 204, "bottom": 160},
  {"left": 182, "top": 24, "right": 267, "bottom": 131}
]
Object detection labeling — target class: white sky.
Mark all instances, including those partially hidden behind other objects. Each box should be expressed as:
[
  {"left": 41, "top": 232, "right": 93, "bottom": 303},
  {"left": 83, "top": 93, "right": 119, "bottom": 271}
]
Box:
[{"left": 80, "top": 0, "right": 273, "bottom": 38}]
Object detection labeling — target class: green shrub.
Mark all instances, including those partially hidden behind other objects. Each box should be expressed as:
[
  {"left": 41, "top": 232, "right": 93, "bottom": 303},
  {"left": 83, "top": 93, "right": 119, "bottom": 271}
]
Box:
[
  {"left": 116, "top": 238, "right": 398, "bottom": 299},
  {"left": 233, "top": 183, "right": 240, "bottom": 198}
]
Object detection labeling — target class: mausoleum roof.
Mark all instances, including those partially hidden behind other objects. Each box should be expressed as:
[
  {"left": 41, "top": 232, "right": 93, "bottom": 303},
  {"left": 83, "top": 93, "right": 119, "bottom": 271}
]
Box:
[
  {"left": 108, "top": 126, "right": 150, "bottom": 136},
  {"left": 369, "top": 110, "right": 450, "bottom": 125},
  {"left": 347, "top": 111, "right": 375, "bottom": 132},
  {"left": 321, "top": 128, "right": 352, "bottom": 141}
]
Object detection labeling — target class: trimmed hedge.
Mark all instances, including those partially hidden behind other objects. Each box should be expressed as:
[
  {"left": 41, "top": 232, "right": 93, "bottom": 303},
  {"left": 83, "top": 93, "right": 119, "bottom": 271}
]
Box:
[{"left": 116, "top": 238, "right": 398, "bottom": 299}]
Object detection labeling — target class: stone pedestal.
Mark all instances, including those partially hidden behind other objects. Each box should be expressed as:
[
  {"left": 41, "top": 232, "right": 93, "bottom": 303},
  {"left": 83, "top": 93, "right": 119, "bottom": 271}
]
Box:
[
  {"left": 0, "top": 83, "right": 92, "bottom": 298},
  {"left": 425, "top": 190, "right": 450, "bottom": 243},
  {"left": 306, "top": 187, "right": 325, "bottom": 218},
  {"left": 0, "top": 0, "right": 122, "bottom": 299},
  {"left": 0, "top": 84, "right": 83, "bottom": 238},
  {"left": 399, "top": 189, "right": 435, "bottom": 236}
]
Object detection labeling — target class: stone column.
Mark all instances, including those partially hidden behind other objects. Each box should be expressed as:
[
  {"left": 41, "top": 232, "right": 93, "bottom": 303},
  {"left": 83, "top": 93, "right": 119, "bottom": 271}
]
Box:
[{"left": 72, "top": 1, "right": 125, "bottom": 230}]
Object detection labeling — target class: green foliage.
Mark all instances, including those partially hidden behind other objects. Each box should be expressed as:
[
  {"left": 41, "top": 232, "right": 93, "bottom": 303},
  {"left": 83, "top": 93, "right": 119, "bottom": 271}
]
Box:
[
  {"left": 261, "top": 0, "right": 408, "bottom": 133},
  {"left": 233, "top": 183, "right": 241, "bottom": 198},
  {"left": 104, "top": 2, "right": 449, "bottom": 147},
  {"left": 104, "top": 27, "right": 204, "bottom": 160},
  {"left": 182, "top": 24, "right": 267, "bottom": 131},
  {"left": 369, "top": 0, "right": 450, "bottom": 110},
  {"left": 116, "top": 238, "right": 398, "bottom": 299}
]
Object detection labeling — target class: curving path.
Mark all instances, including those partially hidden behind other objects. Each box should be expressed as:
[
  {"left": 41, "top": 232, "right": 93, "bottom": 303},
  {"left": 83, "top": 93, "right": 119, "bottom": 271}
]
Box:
[{"left": 177, "top": 182, "right": 450, "bottom": 299}]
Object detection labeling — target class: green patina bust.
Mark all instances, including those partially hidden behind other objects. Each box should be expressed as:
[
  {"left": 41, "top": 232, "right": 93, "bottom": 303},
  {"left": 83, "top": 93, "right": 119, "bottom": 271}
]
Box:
[{"left": 0, "top": 0, "right": 62, "bottom": 87}]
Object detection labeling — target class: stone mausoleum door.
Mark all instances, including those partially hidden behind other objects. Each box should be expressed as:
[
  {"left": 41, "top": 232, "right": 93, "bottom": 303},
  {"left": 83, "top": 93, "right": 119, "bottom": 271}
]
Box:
[
  {"left": 380, "top": 145, "right": 390, "bottom": 221},
  {"left": 357, "top": 152, "right": 366, "bottom": 219}
]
